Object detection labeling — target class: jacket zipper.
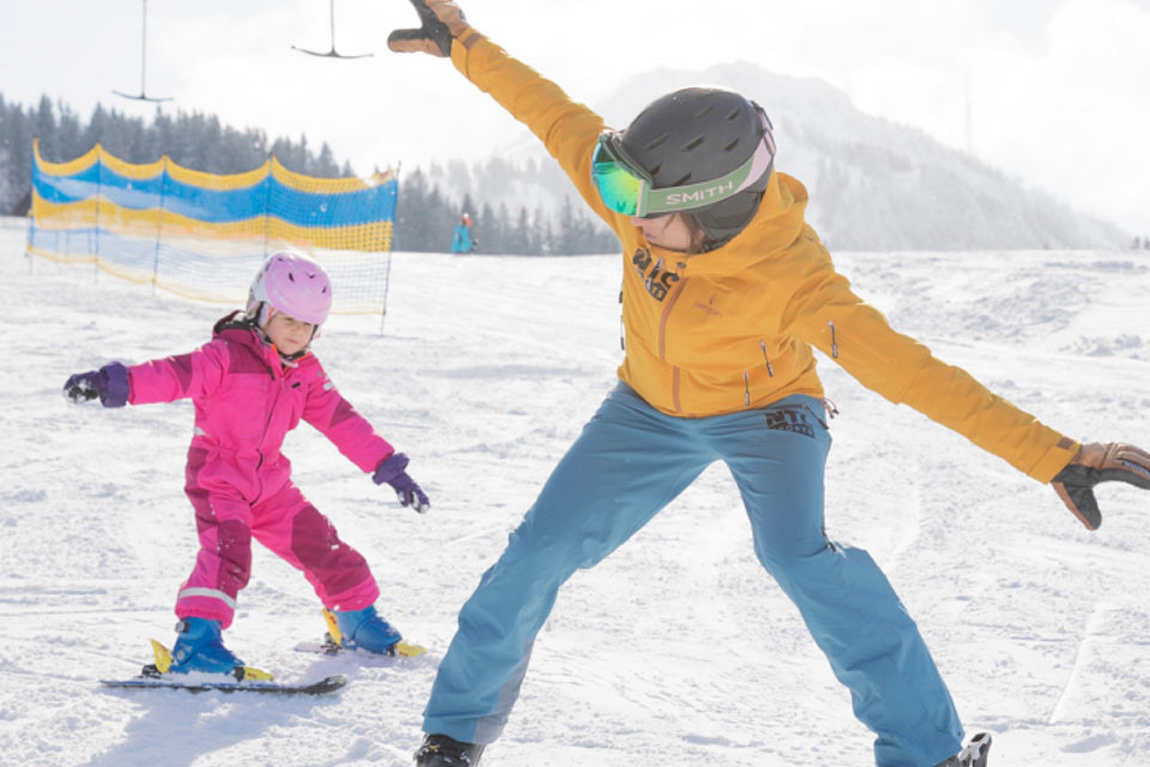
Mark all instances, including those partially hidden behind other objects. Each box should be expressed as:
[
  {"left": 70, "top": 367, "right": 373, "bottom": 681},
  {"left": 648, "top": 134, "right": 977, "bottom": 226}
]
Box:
[
  {"left": 618, "top": 289, "right": 625, "bottom": 351},
  {"left": 759, "top": 340, "right": 774, "bottom": 377},
  {"left": 257, "top": 377, "right": 283, "bottom": 470},
  {"left": 658, "top": 275, "right": 688, "bottom": 413},
  {"left": 255, "top": 344, "right": 282, "bottom": 470}
]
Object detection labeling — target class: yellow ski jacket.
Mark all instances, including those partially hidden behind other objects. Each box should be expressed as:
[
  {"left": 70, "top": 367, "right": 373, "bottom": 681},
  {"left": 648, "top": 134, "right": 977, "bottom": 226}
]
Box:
[{"left": 449, "top": 33, "right": 1077, "bottom": 483}]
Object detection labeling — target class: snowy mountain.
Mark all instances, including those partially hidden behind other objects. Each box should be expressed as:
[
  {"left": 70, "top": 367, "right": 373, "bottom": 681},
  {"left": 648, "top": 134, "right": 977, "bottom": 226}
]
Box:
[
  {"left": 460, "top": 62, "right": 1128, "bottom": 252},
  {"left": 4, "top": 216, "right": 1150, "bottom": 766}
]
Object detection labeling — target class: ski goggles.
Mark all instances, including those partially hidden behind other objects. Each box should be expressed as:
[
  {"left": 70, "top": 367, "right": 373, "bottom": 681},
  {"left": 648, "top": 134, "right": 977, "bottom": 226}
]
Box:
[{"left": 590, "top": 108, "right": 776, "bottom": 218}]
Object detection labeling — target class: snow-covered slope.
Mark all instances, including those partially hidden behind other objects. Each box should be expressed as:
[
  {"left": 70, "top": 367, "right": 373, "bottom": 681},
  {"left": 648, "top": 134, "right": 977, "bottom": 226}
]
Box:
[{"left": 3, "top": 219, "right": 1149, "bottom": 766}]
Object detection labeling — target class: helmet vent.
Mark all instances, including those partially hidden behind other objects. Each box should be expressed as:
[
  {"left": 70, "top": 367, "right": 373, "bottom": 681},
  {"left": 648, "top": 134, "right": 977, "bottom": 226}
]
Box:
[
  {"left": 726, "top": 108, "right": 741, "bottom": 120},
  {"left": 644, "top": 135, "right": 668, "bottom": 151},
  {"left": 683, "top": 136, "right": 704, "bottom": 151},
  {"left": 723, "top": 138, "right": 739, "bottom": 152},
  {"left": 695, "top": 104, "right": 714, "bottom": 119},
  {"left": 288, "top": 273, "right": 296, "bottom": 282},
  {"left": 670, "top": 173, "right": 692, "bottom": 186}
]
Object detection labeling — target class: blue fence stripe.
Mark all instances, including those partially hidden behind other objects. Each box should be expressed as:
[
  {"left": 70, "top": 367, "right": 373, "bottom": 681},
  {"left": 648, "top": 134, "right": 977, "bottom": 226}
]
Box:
[{"left": 33, "top": 159, "right": 398, "bottom": 228}]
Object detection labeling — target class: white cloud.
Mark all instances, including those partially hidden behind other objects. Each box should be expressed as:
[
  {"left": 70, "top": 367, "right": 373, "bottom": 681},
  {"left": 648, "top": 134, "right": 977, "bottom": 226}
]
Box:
[{"left": 969, "top": 0, "right": 1150, "bottom": 233}]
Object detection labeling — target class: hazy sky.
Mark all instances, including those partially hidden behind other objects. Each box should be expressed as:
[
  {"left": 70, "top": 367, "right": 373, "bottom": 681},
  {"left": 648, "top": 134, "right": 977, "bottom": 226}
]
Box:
[{"left": 2, "top": 0, "right": 1148, "bottom": 236}]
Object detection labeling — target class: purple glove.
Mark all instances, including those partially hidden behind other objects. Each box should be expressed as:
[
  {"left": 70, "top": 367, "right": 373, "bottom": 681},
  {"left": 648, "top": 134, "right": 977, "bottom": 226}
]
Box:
[
  {"left": 373, "top": 452, "right": 430, "bottom": 513},
  {"left": 63, "top": 362, "right": 130, "bottom": 407}
]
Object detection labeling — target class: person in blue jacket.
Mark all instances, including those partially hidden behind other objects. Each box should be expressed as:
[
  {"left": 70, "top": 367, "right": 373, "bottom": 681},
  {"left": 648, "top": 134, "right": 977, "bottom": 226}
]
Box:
[{"left": 451, "top": 212, "right": 476, "bottom": 253}]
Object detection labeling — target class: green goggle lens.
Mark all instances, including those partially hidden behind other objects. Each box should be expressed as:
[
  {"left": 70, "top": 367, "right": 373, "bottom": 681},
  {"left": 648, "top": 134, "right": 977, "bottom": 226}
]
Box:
[{"left": 590, "top": 139, "right": 646, "bottom": 217}]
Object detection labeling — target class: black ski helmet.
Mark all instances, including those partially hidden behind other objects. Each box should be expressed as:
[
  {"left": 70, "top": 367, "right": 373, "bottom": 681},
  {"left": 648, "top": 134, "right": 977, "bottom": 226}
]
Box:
[{"left": 619, "top": 87, "right": 775, "bottom": 250}]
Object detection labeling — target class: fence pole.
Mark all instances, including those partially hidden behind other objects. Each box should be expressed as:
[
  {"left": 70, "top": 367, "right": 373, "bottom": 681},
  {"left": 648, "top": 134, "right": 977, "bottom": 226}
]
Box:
[
  {"left": 93, "top": 144, "right": 102, "bottom": 284},
  {"left": 25, "top": 141, "right": 35, "bottom": 274},
  {"left": 25, "top": 218, "right": 34, "bottom": 274},
  {"left": 379, "top": 252, "right": 392, "bottom": 335},
  {"left": 151, "top": 155, "right": 167, "bottom": 296},
  {"left": 263, "top": 154, "right": 273, "bottom": 258},
  {"left": 380, "top": 162, "right": 401, "bottom": 335}
]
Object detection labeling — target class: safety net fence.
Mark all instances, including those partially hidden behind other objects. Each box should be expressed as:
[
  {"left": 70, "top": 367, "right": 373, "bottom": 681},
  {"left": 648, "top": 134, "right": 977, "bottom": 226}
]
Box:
[{"left": 26, "top": 139, "right": 397, "bottom": 319}]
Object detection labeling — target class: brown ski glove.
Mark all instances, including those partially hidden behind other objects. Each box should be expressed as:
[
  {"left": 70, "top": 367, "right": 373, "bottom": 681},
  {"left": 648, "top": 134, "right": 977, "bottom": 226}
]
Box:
[
  {"left": 1051, "top": 442, "right": 1150, "bottom": 530},
  {"left": 387, "top": 0, "right": 472, "bottom": 57}
]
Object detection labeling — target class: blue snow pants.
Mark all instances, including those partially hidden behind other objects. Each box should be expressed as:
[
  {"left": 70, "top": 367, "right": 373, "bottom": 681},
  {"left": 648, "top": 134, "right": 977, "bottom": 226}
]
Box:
[{"left": 423, "top": 384, "right": 964, "bottom": 766}]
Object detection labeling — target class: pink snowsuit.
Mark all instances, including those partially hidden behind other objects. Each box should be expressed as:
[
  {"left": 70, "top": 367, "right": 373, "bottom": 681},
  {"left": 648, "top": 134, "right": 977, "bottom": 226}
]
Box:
[{"left": 126, "top": 313, "right": 393, "bottom": 628}]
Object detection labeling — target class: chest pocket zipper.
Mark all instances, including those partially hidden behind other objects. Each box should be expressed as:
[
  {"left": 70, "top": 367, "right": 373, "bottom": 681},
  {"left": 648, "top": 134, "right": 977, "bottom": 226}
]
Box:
[{"left": 759, "top": 341, "right": 774, "bottom": 377}]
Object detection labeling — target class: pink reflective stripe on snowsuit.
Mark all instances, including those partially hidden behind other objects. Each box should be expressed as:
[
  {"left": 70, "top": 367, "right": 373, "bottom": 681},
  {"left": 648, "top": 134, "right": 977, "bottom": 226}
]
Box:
[{"left": 127, "top": 314, "right": 394, "bottom": 628}]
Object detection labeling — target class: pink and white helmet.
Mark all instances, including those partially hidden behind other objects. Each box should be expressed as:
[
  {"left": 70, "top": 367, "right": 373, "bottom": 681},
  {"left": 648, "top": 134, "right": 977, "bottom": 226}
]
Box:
[{"left": 246, "top": 251, "right": 333, "bottom": 326}]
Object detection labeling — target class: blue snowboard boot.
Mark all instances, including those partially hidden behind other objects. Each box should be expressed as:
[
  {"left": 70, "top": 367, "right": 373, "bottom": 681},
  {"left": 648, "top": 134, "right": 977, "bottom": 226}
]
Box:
[
  {"left": 330, "top": 605, "right": 402, "bottom": 654},
  {"left": 169, "top": 617, "right": 245, "bottom": 674}
]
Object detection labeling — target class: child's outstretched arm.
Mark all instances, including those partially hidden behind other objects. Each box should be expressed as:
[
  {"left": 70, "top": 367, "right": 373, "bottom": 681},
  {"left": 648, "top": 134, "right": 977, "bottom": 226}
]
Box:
[{"left": 63, "top": 343, "right": 229, "bottom": 409}]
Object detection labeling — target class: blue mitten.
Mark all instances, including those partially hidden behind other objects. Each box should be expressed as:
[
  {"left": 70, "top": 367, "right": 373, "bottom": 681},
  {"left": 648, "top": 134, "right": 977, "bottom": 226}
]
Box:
[{"left": 63, "top": 362, "right": 130, "bottom": 407}]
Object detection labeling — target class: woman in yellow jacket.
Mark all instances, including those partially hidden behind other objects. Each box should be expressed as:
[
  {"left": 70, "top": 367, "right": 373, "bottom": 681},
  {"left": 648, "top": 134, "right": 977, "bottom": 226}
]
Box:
[{"left": 389, "top": 3, "right": 1150, "bottom": 765}]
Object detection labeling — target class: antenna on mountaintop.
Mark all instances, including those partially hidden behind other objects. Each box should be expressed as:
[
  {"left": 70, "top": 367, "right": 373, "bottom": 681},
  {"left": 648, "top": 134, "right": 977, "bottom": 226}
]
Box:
[
  {"left": 114, "top": 0, "right": 173, "bottom": 103},
  {"left": 293, "top": 0, "right": 374, "bottom": 59}
]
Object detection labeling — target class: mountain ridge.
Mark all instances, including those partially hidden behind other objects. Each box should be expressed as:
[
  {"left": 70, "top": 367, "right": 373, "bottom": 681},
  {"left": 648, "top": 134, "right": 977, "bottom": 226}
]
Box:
[{"left": 449, "top": 61, "right": 1128, "bottom": 251}]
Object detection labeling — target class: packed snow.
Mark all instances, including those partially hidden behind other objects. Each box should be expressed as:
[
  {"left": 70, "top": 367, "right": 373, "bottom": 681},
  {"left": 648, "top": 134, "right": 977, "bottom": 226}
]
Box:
[{"left": 2, "top": 215, "right": 1149, "bottom": 766}]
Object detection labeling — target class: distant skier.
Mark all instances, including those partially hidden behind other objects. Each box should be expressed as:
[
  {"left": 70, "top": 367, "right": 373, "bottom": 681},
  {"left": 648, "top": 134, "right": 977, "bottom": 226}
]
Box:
[
  {"left": 390, "top": 2, "right": 1150, "bottom": 767},
  {"left": 63, "top": 251, "right": 430, "bottom": 677},
  {"left": 450, "top": 212, "right": 476, "bottom": 253}
]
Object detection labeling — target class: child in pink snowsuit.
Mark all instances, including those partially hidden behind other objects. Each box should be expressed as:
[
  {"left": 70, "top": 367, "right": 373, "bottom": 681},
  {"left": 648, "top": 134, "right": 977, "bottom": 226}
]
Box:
[{"left": 64, "top": 251, "right": 429, "bottom": 674}]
